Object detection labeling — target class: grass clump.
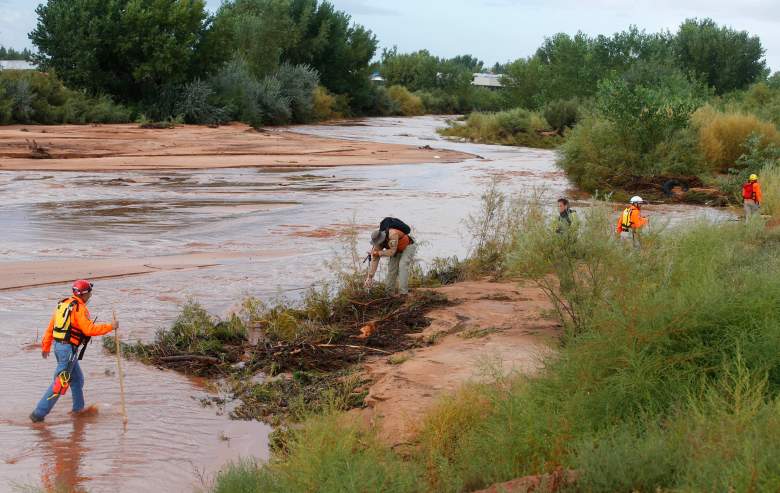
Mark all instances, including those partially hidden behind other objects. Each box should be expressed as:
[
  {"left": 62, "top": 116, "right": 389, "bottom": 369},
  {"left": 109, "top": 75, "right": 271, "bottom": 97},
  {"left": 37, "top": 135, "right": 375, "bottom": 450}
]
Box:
[
  {"left": 104, "top": 299, "right": 247, "bottom": 376},
  {"left": 438, "top": 108, "right": 560, "bottom": 149},
  {"left": 231, "top": 369, "right": 367, "bottom": 426},
  {"left": 693, "top": 105, "right": 780, "bottom": 172},
  {"left": 212, "top": 413, "right": 421, "bottom": 493}
]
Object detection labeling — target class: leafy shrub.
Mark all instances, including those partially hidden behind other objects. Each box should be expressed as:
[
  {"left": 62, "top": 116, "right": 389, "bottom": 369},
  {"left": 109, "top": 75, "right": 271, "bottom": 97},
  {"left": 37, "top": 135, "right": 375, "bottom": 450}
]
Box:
[
  {"left": 416, "top": 89, "right": 458, "bottom": 114},
  {"left": 386, "top": 85, "right": 424, "bottom": 116},
  {"left": 596, "top": 65, "right": 706, "bottom": 154},
  {"left": 365, "top": 85, "right": 400, "bottom": 116},
  {"left": 543, "top": 98, "right": 580, "bottom": 134},
  {"left": 174, "top": 79, "right": 228, "bottom": 125},
  {"left": 255, "top": 76, "right": 291, "bottom": 125},
  {"left": 275, "top": 63, "right": 320, "bottom": 123},
  {"left": 693, "top": 106, "right": 780, "bottom": 171},
  {"left": 0, "top": 70, "right": 130, "bottom": 124},
  {"left": 210, "top": 57, "right": 265, "bottom": 126},
  {"left": 716, "top": 134, "right": 780, "bottom": 204},
  {"left": 440, "top": 107, "right": 559, "bottom": 149},
  {"left": 312, "top": 85, "right": 341, "bottom": 121}
]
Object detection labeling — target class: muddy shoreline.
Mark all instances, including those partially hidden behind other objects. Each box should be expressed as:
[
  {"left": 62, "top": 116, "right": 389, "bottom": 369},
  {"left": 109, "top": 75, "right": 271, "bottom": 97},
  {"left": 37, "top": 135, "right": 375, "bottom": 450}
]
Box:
[{"left": 0, "top": 123, "right": 471, "bottom": 171}]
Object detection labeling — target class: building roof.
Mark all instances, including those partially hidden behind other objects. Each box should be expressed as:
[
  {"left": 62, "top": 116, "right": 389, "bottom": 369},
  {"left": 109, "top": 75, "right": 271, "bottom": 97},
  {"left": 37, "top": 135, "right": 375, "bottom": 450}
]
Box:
[
  {"left": 0, "top": 60, "right": 36, "bottom": 70},
  {"left": 472, "top": 73, "right": 502, "bottom": 88}
]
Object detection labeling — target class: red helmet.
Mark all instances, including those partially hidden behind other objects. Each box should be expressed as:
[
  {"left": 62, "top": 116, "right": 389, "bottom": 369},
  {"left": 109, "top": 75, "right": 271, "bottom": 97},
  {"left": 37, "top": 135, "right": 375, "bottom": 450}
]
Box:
[{"left": 72, "top": 280, "right": 93, "bottom": 295}]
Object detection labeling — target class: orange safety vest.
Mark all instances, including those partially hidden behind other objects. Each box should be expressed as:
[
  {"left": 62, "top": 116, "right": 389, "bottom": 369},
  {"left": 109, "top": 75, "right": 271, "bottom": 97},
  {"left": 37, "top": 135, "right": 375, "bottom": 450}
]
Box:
[
  {"left": 617, "top": 206, "right": 647, "bottom": 233},
  {"left": 394, "top": 229, "right": 412, "bottom": 253}
]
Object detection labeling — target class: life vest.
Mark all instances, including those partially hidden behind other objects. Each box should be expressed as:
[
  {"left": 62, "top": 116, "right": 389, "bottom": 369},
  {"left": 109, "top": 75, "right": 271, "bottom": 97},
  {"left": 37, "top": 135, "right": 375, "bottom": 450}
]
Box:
[
  {"left": 743, "top": 182, "right": 757, "bottom": 201},
  {"left": 396, "top": 231, "right": 411, "bottom": 253},
  {"left": 620, "top": 207, "right": 634, "bottom": 232},
  {"left": 52, "top": 297, "right": 88, "bottom": 347}
]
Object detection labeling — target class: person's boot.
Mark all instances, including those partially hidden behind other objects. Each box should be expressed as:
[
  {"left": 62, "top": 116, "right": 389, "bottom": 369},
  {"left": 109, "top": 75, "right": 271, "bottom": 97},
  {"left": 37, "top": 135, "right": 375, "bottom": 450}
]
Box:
[{"left": 29, "top": 412, "right": 44, "bottom": 423}]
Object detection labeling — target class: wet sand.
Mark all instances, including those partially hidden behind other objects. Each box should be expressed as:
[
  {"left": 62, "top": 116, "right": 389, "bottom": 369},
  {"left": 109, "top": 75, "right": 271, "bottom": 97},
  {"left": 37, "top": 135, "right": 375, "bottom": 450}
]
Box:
[
  {"left": 356, "top": 280, "right": 559, "bottom": 447},
  {"left": 0, "top": 249, "right": 297, "bottom": 291},
  {"left": 0, "top": 123, "right": 470, "bottom": 171}
]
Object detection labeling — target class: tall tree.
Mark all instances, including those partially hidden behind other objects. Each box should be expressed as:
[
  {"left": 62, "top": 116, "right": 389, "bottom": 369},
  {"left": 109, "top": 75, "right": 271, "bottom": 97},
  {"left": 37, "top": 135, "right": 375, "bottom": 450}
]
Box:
[
  {"left": 0, "top": 46, "right": 33, "bottom": 61},
  {"left": 673, "top": 18, "right": 767, "bottom": 94},
  {"left": 30, "top": 0, "right": 210, "bottom": 101},
  {"left": 283, "top": 0, "right": 377, "bottom": 99},
  {"left": 208, "top": 0, "right": 296, "bottom": 78}
]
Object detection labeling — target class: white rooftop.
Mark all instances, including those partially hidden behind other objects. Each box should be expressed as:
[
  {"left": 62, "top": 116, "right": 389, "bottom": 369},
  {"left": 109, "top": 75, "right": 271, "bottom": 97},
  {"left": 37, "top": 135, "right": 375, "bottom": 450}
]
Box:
[
  {"left": 0, "top": 60, "right": 36, "bottom": 70},
  {"left": 472, "top": 73, "right": 502, "bottom": 88}
]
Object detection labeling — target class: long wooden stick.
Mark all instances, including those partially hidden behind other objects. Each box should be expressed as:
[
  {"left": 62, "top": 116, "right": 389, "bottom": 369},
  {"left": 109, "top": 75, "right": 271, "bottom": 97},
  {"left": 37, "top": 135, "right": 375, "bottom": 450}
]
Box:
[{"left": 113, "top": 309, "right": 128, "bottom": 429}]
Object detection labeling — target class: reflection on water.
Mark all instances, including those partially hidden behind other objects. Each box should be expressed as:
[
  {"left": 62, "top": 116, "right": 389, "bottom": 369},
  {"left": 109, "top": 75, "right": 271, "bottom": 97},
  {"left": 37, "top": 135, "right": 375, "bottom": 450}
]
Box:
[{"left": 0, "top": 116, "right": 736, "bottom": 492}]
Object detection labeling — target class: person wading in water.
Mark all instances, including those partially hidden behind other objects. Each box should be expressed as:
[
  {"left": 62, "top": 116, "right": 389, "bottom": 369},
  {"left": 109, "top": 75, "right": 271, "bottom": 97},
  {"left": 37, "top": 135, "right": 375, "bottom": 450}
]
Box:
[{"left": 30, "top": 280, "right": 118, "bottom": 423}]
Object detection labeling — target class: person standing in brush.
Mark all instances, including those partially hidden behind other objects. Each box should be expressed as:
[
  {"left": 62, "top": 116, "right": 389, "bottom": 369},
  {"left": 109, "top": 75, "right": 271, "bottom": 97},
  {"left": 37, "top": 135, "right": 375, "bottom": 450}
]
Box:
[
  {"left": 30, "top": 280, "right": 118, "bottom": 423},
  {"left": 742, "top": 173, "right": 762, "bottom": 219},
  {"left": 364, "top": 217, "right": 417, "bottom": 295},
  {"left": 617, "top": 196, "right": 648, "bottom": 249}
]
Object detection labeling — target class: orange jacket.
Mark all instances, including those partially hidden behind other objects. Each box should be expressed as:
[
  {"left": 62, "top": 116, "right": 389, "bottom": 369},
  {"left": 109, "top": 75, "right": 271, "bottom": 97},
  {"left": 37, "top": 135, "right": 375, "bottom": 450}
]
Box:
[
  {"left": 42, "top": 296, "right": 113, "bottom": 352},
  {"left": 616, "top": 206, "right": 648, "bottom": 233}
]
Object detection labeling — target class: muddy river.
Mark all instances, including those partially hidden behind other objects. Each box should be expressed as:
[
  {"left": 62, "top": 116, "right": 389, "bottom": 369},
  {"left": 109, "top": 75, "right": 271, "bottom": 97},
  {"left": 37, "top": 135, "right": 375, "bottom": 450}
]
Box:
[{"left": 0, "top": 116, "right": 734, "bottom": 492}]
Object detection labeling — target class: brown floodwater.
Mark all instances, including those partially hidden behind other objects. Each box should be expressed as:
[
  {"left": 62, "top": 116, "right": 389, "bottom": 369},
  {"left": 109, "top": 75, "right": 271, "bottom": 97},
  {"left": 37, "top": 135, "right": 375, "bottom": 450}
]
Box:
[{"left": 0, "top": 116, "right": 736, "bottom": 492}]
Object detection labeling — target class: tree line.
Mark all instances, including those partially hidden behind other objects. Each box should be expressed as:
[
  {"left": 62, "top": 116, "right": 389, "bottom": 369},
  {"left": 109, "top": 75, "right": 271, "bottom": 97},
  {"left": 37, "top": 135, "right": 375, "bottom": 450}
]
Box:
[{"left": 0, "top": 1, "right": 776, "bottom": 134}]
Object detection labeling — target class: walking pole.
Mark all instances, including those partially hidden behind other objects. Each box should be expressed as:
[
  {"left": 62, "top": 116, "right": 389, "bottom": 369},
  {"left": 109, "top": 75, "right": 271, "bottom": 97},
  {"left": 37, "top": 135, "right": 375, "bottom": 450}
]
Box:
[{"left": 113, "top": 309, "right": 128, "bottom": 429}]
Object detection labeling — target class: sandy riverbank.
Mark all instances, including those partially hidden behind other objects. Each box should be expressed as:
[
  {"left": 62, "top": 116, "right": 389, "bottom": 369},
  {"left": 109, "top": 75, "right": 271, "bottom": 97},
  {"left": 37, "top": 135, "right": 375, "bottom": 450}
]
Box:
[
  {"left": 0, "top": 123, "right": 471, "bottom": 171},
  {"left": 355, "top": 280, "right": 560, "bottom": 447}
]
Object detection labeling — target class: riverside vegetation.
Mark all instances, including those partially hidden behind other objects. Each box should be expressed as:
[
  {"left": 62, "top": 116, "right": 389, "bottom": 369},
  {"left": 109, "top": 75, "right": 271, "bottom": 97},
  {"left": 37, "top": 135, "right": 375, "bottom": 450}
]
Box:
[
  {"left": 3, "top": 0, "right": 514, "bottom": 127},
  {"left": 207, "top": 171, "right": 780, "bottom": 493},
  {"left": 439, "top": 20, "right": 780, "bottom": 202},
  {"left": 6, "top": 5, "right": 779, "bottom": 203}
]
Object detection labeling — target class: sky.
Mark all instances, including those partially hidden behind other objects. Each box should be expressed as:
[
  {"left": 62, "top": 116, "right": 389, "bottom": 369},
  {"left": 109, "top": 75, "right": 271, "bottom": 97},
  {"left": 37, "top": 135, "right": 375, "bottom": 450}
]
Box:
[{"left": 1, "top": 0, "right": 778, "bottom": 72}]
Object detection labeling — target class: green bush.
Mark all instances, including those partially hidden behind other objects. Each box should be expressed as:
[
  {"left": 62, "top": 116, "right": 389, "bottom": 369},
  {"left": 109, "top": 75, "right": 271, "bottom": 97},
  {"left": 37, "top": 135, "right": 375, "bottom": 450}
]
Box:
[
  {"left": 311, "top": 86, "right": 341, "bottom": 121},
  {"left": 174, "top": 79, "right": 229, "bottom": 125},
  {"left": 386, "top": 85, "right": 424, "bottom": 116},
  {"left": 0, "top": 70, "right": 130, "bottom": 124},
  {"left": 543, "top": 98, "right": 580, "bottom": 134},
  {"left": 255, "top": 76, "right": 291, "bottom": 125},
  {"left": 275, "top": 63, "right": 320, "bottom": 123},
  {"left": 212, "top": 414, "right": 422, "bottom": 493},
  {"left": 210, "top": 57, "right": 265, "bottom": 126},
  {"left": 438, "top": 107, "right": 559, "bottom": 149},
  {"left": 416, "top": 89, "right": 458, "bottom": 114}
]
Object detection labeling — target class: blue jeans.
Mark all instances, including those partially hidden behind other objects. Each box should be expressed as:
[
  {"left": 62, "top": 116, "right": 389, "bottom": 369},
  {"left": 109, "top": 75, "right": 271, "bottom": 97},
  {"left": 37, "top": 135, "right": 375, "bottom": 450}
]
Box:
[{"left": 32, "top": 342, "right": 84, "bottom": 419}]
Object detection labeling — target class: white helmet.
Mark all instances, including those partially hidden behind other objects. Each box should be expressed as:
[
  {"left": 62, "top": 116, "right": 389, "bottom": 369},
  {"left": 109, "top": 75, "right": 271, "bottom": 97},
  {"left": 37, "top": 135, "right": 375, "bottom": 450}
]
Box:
[{"left": 630, "top": 196, "right": 644, "bottom": 204}]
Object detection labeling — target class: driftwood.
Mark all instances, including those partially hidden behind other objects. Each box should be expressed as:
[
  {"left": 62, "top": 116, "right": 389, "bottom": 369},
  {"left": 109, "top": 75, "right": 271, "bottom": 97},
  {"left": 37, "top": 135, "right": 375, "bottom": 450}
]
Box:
[
  {"left": 158, "top": 354, "right": 220, "bottom": 364},
  {"left": 316, "top": 343, "right": 391, "bottom": 354}
]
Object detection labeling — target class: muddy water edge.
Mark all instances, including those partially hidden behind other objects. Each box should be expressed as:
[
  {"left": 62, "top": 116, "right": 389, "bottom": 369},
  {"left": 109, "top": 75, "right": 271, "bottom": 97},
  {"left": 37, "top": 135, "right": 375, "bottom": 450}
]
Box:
[{"left": 0, "top": 116, "right": 735, "bottom": 492}]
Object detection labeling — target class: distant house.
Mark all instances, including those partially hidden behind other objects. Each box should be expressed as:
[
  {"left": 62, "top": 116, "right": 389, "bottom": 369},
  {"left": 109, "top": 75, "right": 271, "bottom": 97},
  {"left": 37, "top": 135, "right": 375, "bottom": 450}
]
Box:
[
  {"left": 0, "top": 60, "right": 36, "bottom": 70},
  {"left": 472, "top": 73, "right": 502, "bottom": 89},
  {"left": 370, "top": 72, "right": 385, "bottom": 84}
]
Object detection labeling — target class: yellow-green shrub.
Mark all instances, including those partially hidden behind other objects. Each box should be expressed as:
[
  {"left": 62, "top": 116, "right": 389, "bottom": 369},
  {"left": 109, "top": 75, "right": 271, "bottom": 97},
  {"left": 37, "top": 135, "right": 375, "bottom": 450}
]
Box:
[
  {"left": 387, "top": 85, "right": 424, "bottom": 116},
  {"left": 759, "top": 164, "right": 780, "bottom": 217},
  {"left": 312, "top": 85, "right": 341, "bottom": 121},
  {"left": 693, "top": 106, "right": 780, "bottom": 171}
]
